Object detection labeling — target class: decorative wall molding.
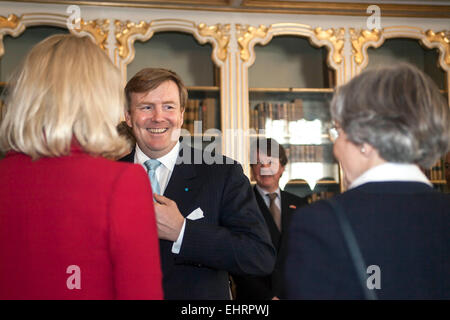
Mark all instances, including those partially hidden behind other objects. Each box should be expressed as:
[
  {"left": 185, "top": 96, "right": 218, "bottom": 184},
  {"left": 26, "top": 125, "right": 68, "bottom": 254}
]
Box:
[
  {"left": 349, "top": 26, "right": 450, "bottom": 76},
  {"left": 236, "top": 24, "right": 269, "bottom": 63},
  {"left": 349, "top": 28, "right": 381, "bottom": 66},
  {"left": 313, "top": 27, "right": 345, "bottom": 66},
  {"left": 9, "top": 1, "right": 450, "bottom": 18},
  {"left": 197, "top": 23, "right": 230, "bottom": 62},
  {"left": 114, "top": 19, "right": 151, "bottom": 62},
  {"left": 424, "top": 30, "right": 450, "bottom": 67},
  {"left": 0, "top": 13, "right": 110, "bottom": 58},
  {"left": 0, "top": 14, "right": 26, "bottom": 57},
  {"left": 73, "top": 19, "right": 109, "bottom": 51},
  {"left": 0, "top": 14, "right": 21, "bottom": 29},
  {"left": 114, "top": 19, "right": 229, "bottom": 72}
]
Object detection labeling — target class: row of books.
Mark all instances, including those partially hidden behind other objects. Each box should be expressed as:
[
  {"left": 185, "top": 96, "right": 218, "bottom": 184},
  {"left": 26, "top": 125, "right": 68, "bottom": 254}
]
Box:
[
  {"left": 182, "top": 98, "right": 217, "bottom": 134},
  {"left": 423, "top": 159, "right": 446, "bottom": 181},
  {"left": 250, "top": 100, "right": 304, "bottom": 130},
  {"left": 286, "top": 144, "right": 326, "bottom": 163},
  {"left": 308, "top": 191, "right": 336, "bottom": 203}
]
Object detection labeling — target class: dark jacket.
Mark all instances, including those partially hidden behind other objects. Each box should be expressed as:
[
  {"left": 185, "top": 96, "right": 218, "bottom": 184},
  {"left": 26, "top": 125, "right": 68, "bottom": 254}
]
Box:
[
  {"left": 233, "top": 187, "right": 308, "bottom": 300},
  {"left": 283, "top": 182, "right": 450, "bottom": 299},
  {"left": 120, "top": 145, "right": 276, "bottom": 299}
]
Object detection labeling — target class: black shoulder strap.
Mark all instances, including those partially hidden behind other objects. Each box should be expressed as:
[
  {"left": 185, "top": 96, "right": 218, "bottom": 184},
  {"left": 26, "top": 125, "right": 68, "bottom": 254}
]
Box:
[{"left": 327, "top": 198, "right": 378, "bottom": 300}]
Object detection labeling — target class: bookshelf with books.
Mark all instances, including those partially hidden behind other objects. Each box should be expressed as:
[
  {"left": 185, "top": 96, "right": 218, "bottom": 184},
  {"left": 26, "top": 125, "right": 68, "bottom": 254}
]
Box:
[
  {"left": 248, "top": 35, "right": 339, "bottom": 202},
  {"left": 182, "top": 86, "right": 220, "bottom": 135},
  {"left": 422, "top": 159, "right": 447, "bottom": 186},
  {"left": 181, "top": 86, "right": 221, "bottom": 150}
]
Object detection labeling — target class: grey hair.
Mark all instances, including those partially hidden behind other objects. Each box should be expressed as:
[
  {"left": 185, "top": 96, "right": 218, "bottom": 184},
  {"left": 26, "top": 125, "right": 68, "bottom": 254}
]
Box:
[{"left": 330, "top": 63, "right": 450, "bottom": 168}]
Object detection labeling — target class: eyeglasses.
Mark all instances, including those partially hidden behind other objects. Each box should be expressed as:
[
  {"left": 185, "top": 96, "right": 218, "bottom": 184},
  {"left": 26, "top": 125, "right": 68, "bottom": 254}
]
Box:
[{"left": 328, "top": 122, "right": 340, "bottom": 143}]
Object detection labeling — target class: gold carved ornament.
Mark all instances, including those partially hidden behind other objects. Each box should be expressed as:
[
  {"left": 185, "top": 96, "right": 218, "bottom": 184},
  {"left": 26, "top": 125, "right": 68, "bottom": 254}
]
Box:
[
  {"left": 424, "top": 30, "right": 450, "bottom": 66},
  {"left": 0, "top": 14, "right": 20, "bottom": 29},
  {"left": 313, "top": 27, "right": 345, "bottom": 65},
  {"left": 236, "top": 24, "right": 270, "bottom": 62},
  {"left": 349, "top": 28, "right": 382, "bottom": 65},
  {"left": 115, "top": 20, "right": 151, "bottom": 59},
  {"left": 72, "top": 19, "right": 109, "bottom": 52},
  {"left": 0, "top": 14, "right": 23, "bottom": 57},
  {"left": 197, "top": 23, "right": 230, "bottom": 62}
]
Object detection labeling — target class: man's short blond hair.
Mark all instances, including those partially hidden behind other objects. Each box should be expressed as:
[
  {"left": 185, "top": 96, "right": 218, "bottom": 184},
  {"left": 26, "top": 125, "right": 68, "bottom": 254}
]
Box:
[{"left": 0, "top": 34, "right": 128, "bottom": 159}]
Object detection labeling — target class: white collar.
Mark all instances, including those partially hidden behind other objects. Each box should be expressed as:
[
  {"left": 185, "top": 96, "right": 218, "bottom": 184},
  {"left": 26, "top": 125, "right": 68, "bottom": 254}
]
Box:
[
  {"left": 134, "top": 141, "right": 180, "bottom": 172},
  {"left": 255, "top": 184, "right": 281, "bottom": 198},
  {"left": 349, "top": 162, "right": 432, "bottom": 190}
]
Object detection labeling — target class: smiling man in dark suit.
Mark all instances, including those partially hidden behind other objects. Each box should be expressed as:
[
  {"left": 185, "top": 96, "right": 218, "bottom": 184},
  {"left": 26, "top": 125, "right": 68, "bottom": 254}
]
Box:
[
  {"left": 232, "top": 138, "right": 308, "bottom": 300},
  {"left": 119, "top": 68, "right": 275, "bottom": 300}
]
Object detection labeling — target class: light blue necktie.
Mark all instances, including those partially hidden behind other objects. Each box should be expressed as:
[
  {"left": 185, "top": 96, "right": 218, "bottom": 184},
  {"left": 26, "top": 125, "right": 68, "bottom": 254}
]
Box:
[{"left": 143, "top": 159, "right": 162, "bottom": 195}]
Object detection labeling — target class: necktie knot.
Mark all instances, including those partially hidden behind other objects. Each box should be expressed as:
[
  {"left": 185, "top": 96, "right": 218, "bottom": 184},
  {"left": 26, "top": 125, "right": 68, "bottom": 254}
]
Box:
[
  {"left": 144, "top": 159, "right": 161, "bottom": 172},
  {"left": 267, "top": 193, "right": 278, "bottom": 202}
]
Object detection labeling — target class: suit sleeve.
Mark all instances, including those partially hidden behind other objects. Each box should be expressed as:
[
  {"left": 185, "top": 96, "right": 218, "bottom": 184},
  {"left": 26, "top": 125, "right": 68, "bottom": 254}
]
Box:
[
  {"left": 282, "top": 200, "right": 362, "bottom": 299},
  {"left": 179, "top": 163, "right": 276, "bottom": 276},
  {"left": 232, "top": 274, "right": 274, "bottom": 300},
  {"left": 108, "top": 164, "right": 163, "bottom": 300}
]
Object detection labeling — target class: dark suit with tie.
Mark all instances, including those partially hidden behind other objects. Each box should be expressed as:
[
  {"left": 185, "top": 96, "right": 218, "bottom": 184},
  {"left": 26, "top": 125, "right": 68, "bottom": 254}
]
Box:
[
  {"left": 120, "top": 145, "right": 276, "bottom": 299},
  {"left": 283, "top": 182, "right": 450, "bottom": 299},
  {"left": 232, "top": 187, "right": 308, "bottom": 300}
]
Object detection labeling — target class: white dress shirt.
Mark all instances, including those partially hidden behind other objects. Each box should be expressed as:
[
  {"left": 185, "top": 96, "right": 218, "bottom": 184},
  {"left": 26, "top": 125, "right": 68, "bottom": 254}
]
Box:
[
  {"left": 349, "top": 162, "right": 432, "bottom": 190},
  {"left": 134, "top": 142, "right": 185, "bottom": 254},
  {"left": 134, "top": 142, "right": 180, "bottom": 195},
  {"left": 255, "top": 184, "right": 282, "bottom": 212}
]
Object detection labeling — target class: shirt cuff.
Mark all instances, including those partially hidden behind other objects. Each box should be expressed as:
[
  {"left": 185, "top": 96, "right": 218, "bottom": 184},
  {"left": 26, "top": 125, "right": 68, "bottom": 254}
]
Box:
[{"left": 171, "top": 218, "right": 186, "bottom": 254}]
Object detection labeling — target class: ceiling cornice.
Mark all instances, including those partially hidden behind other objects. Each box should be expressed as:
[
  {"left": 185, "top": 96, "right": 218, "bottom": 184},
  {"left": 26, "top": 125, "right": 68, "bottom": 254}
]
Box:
[{"left": 3, "top": 0, "right": 450, "bottom": 18}]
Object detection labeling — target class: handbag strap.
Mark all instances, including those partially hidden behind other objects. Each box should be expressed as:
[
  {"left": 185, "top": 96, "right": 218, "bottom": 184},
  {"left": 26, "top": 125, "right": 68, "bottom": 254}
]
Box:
[{"left": 327, "top": 198, "right": 378, "bottom": 300}]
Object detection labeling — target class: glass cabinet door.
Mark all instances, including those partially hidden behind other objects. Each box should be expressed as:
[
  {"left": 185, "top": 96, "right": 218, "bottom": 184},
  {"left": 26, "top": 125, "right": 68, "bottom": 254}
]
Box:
[
  {"left": 367, "top": 38, "right": 448, "bottom": 191},
  {"left": 0, "top": 26, "right": 69, "bottom": 105},
  {"left": 0, "top": 26, "right": 69, "bottom": 83},
  {"left": 248, "top": 35, "right": 339, "bottom": 202}
]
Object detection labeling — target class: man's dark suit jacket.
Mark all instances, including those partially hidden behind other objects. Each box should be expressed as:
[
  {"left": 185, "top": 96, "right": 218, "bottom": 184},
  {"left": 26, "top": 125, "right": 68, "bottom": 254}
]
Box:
[
  {"left": 119, "top": 145, "right": 276, "bottom": 299},
  {"left": 283, "top": 182, "right": 450, "bottom": 299},
  {"left": 233, "top": 187, "right": 308, "bottom": 300}
]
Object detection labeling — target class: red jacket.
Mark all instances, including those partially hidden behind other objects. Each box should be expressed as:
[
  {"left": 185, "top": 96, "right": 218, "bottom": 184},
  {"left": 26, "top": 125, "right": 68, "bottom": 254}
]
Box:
[{"left": 0, "top": 146, "right": 163, "bottom": 299}]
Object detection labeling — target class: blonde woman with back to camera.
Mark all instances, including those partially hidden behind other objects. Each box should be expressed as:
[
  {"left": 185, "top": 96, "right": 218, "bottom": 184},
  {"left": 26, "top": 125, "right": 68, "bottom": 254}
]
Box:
[
  {"left": 0, "top": 34, "right": 163, "bottom": 299},
  {"left": 283, "top": 63, "right": 450, "bottom": 299}
]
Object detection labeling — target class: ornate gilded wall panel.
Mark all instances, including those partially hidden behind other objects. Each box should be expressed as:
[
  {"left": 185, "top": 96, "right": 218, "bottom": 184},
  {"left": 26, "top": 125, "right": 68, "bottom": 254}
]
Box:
[
  {"left": 422, "top": 30, "right": 450, "bottom": 69},
  {"left": 0, "top": 13, "right": 110, "bottom": 59},
  {"left": 349, "top": 26, "right": 449, "bottom": 105},
  {"left": 350, "top": 26, "right": 450, "bottom": 75},
  {"left": 114, "top": 19, "right": 229, "bottom": 75},
  {"left": 0, "top": 14, "right": 26, "bottom": 57},
  {"left": 72, "top": 19, "right": 109, "bottom": 51},
  {"left": 236, "top": 23, "right": 344, "bottom": 83}
]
